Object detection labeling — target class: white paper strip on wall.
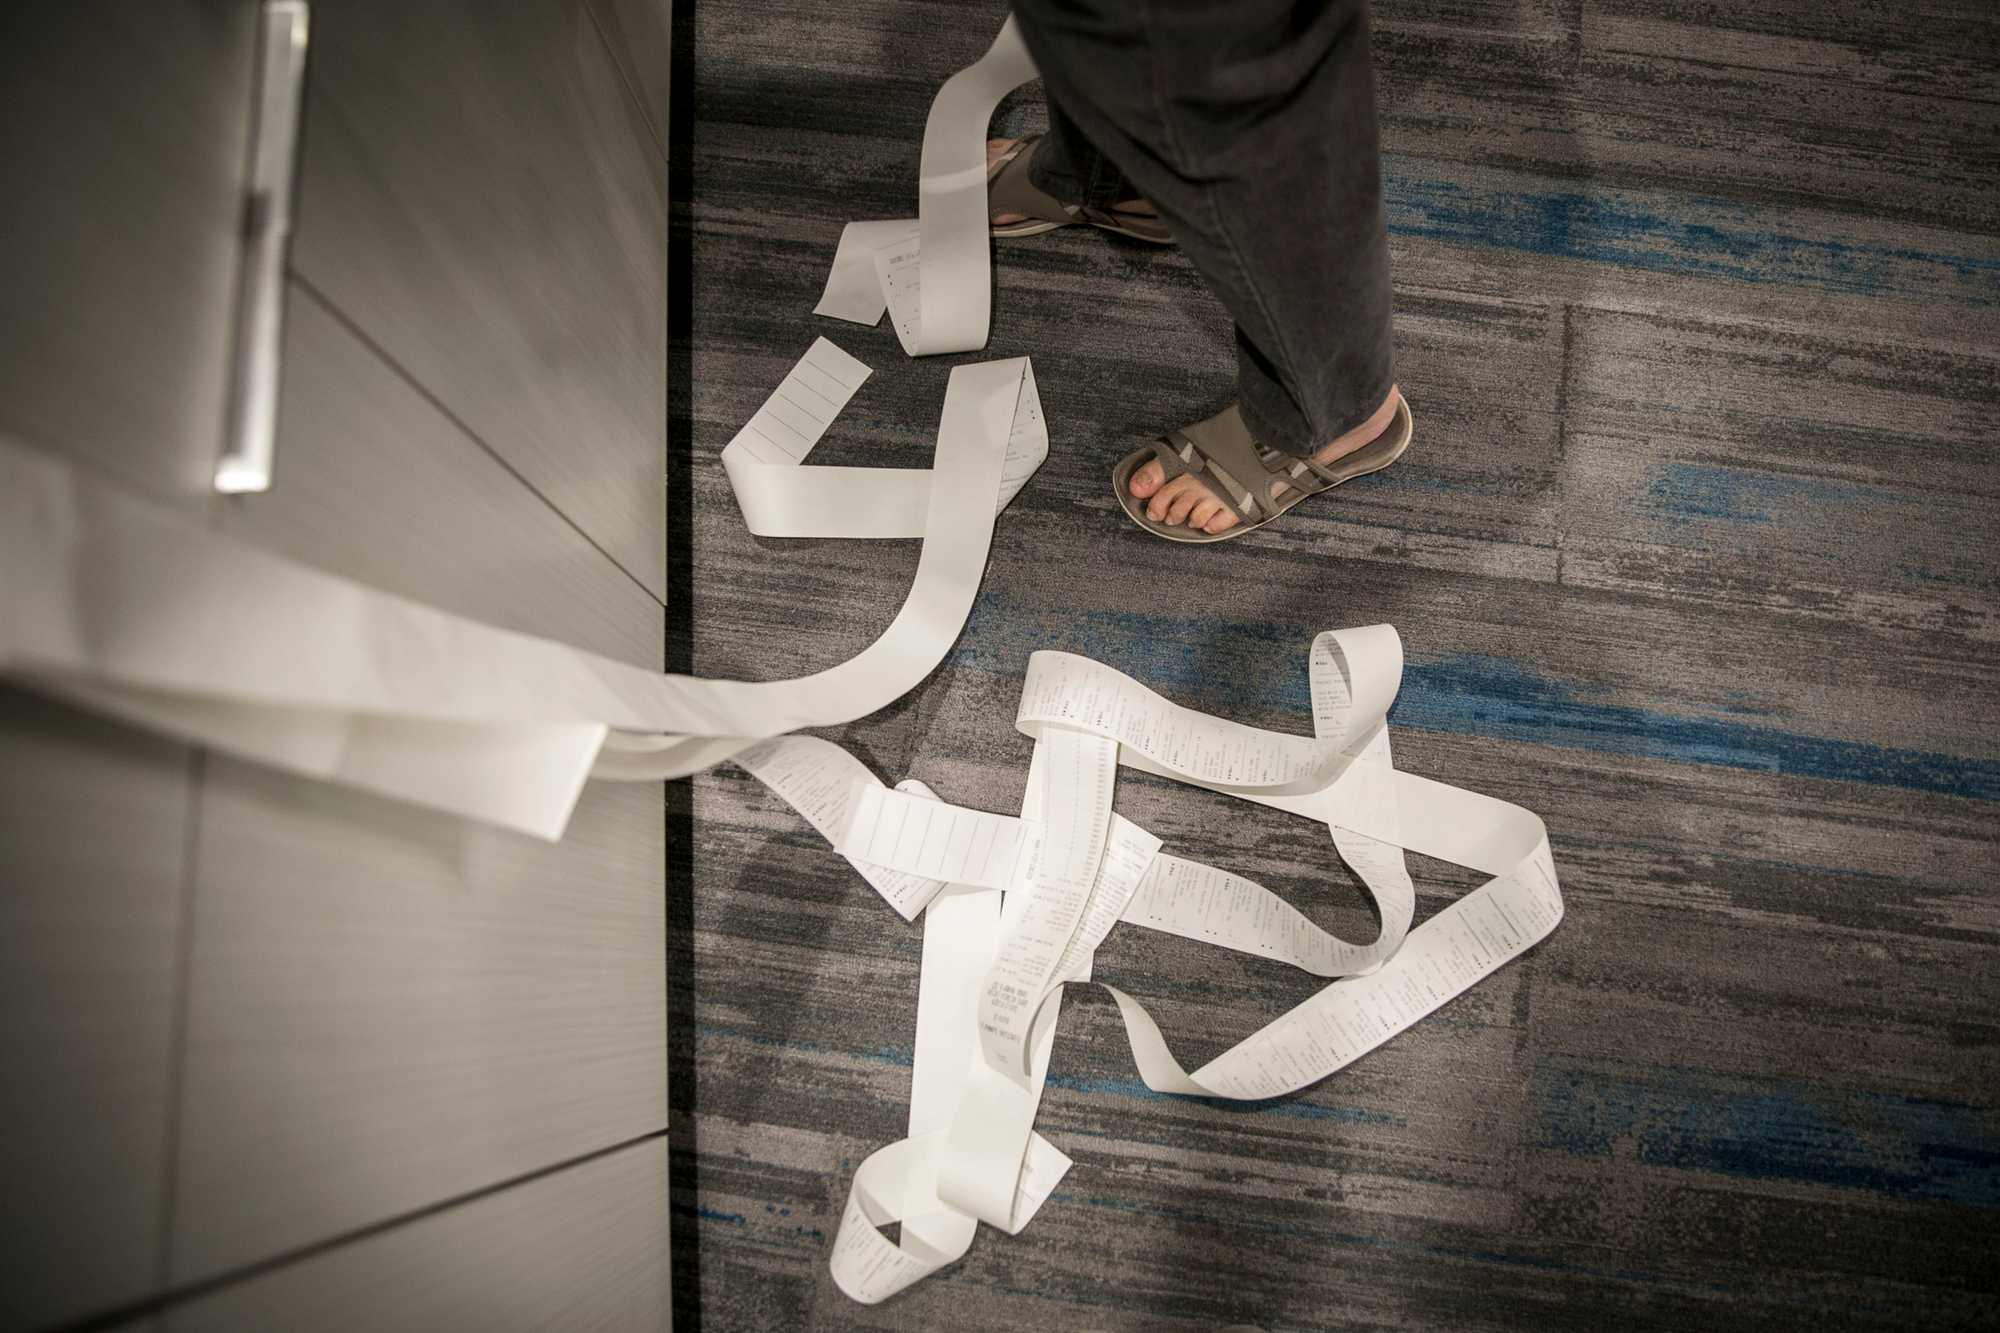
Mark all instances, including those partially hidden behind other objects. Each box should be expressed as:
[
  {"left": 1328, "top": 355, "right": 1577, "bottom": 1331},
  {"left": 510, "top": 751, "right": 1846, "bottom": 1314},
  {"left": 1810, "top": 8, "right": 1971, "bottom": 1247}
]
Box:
[
  {"left": 0, "top": 12, "right": 1050, "bottom": 835},
  {"left": 0, "top": 351, "right": 1040, "bottom": 834},
  {"left": 815, "top": 17, "right": 1039, "bottom": 356}
]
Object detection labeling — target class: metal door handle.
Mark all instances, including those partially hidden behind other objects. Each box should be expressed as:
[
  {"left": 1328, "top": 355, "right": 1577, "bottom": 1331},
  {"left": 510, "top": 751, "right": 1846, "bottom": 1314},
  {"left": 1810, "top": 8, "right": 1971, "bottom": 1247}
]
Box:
[{"left": 214, "top": 0, "right": 309, "bottom": 494}]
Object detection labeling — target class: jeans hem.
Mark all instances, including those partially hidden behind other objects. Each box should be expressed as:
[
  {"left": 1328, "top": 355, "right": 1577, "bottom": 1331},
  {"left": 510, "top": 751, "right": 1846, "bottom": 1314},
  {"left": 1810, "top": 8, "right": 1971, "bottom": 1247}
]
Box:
[{"left": 1243, "top": 375, "right": 1395, "bottom": 460}]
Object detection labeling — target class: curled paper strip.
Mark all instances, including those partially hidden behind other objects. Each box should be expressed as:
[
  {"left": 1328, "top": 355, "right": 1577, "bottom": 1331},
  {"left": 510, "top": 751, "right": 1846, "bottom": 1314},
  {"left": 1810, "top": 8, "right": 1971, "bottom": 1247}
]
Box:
[
  {"left": 825, "top": 784, "right": 1075, "bottom": 1305},
  {"left": 0, "top": 349, "right": 1041, "bottom": 835},
  {"left": 719, "top": 338, "right": 1047, "bottom": 540},
  {"left": 815, "top": 18, "right": 1039, "bottom": 355},
  {"left": 793, "top": 626, "right": 1564, "bottom": 1297}
]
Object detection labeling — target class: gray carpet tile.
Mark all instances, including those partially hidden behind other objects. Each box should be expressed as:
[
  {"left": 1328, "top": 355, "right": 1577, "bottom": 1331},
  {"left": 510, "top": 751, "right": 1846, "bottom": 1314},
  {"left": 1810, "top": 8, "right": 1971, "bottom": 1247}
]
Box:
[{"left": 672, "top": 0, "right": 2000, "bottom": 1326}]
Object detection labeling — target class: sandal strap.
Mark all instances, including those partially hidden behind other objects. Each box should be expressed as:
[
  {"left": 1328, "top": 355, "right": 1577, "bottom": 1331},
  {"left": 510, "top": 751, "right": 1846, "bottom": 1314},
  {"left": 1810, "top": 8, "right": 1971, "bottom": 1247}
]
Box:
[
  {"left": 1143, "top": 434, "right": 1194, "bottom": 483},
  {"left": 1291, "top": 450, "right": 1344, "bottom": 486},
  {"left": 1149, "top": 434, "right": 1259, "bottom": 521},
  {"left": 987, "top": 137, "right": 1078, "bottom": 226},
  {"left": 1261, "top": 449, "right": 1344, "bottom": 505},
  {"left": 1150, "top": 430, "right": 1258, "bottom": 524},
  {"left": 1175, "top": 406, "right": 1309, "bottom": 520},
  {"left": 1076, "top": 203, "right": 1172, "bottom": 243}
]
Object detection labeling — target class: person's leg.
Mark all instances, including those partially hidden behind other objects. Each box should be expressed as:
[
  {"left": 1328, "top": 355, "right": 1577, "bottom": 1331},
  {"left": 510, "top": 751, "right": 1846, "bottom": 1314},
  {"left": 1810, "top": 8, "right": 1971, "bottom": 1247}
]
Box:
[
  {"left": 1028, "top": 102, "right": 1140, "bottom": 211},
  {"left": 1010, "top": 0, "right": 1398, "bottom": 532},
  {"left": 989, "top": 103, "right": 1158, "bottom": 225}
]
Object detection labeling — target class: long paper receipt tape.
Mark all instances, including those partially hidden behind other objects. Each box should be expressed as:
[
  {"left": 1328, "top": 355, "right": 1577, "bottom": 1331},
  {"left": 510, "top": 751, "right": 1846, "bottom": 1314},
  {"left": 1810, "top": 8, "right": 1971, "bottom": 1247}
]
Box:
[
  {"left": 778, "top": 625, "right": 1564, "bottom": 1301},
  {"left": 815, "top": 18, "right": 1039, "bottom": 356},
  {"left": 0, "top": 10, "right": 1565, "bottom": 1307}
]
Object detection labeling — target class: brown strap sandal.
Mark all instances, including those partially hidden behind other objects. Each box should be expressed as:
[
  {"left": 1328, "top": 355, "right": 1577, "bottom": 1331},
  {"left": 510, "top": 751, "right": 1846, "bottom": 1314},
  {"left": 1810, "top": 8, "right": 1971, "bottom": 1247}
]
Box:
[
  {"left": 1111, "top": 396, "right": 1414, "bottom": 543},
  {"left": 988, "top": 137, "right": 1173, "bottom": 245}
]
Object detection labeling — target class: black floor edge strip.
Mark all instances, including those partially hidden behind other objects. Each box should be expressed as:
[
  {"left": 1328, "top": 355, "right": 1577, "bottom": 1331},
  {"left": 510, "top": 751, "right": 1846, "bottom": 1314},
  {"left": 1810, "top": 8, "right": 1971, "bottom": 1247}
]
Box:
[{"left": 665, "top": 0, "right": 702, "bottom": 1327}]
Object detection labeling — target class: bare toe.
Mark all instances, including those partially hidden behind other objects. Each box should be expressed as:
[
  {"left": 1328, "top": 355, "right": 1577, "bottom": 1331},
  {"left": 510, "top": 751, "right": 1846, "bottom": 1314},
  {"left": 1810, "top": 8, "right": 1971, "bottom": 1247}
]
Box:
[
  {"left": 1164, "top": 485, "right": 1200, "bottom": 526},
  {"left": 1128, "top": 458, "right": 1166, "bottom": 499},
  {"left": 1188, "top": 497, "right": 1221, "bottom": 530},
  {"left": 1146, "top": 474, "right": 1192, "bottom": 522},
  {"left": 1202, "top": 506, "right": 1239, "bottom": 534}
]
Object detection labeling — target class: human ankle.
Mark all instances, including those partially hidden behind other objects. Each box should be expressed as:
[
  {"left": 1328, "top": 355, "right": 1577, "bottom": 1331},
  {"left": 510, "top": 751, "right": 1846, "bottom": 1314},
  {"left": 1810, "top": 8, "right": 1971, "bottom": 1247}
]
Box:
[{"left": 1317, "top": 388, "right": 1399, "bottom": 462}]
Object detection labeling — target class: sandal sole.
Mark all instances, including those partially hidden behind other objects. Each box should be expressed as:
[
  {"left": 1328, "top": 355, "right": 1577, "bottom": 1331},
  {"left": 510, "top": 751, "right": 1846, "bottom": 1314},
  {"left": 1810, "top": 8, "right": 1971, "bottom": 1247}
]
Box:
[
  {"left": 991, "top": 218, "right": 1172, "bottom": 244},
  {"left": 1112, "top": 398, "right": 1414, "bottom": 544}
]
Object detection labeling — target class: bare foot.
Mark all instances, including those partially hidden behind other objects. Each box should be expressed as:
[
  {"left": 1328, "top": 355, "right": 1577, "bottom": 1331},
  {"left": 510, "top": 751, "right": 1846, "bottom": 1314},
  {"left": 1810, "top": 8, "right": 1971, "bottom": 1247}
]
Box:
[
  {"left": 988, "top": 138, "right": 1158, "bottom": 227},
  {"left": 1128, "top": 388, "right": 1403, "bottom": 534}
]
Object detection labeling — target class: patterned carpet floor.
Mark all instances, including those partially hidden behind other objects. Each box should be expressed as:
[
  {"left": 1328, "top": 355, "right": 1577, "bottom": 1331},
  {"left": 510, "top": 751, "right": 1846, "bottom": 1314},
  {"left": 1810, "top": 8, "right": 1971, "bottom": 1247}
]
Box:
[{"left": 666, "top": 1, "right": 2000, "bottom": 1326}]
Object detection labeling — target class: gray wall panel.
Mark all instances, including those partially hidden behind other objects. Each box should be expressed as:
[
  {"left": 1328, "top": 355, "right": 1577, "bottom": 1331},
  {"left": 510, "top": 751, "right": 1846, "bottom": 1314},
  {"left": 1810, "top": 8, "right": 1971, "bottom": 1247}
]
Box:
[
  {"left": 224, "top": 289, "right": 663, "bottom": 669},
  {"left": 0, "top": 690, "right": 190, "bottom": 1332},
  {"left": 1, "top": 2, "right": 671, "bottom": 1320},
  {"left": 171, "top": 293, "right": 666, "bottom": 1284},
  {"left": 169, "top": 764, "right": 665, "bottom": 1284},
  {"left": 0, "top": 2, "right": 256, "bottom": 508},
  {"left": 165, "top": 1137, "right": 671, "bottom": 1332},
  {"left": 589, "top": 0, "right": 674, "bottom": 160},
  {"left": 292, "top": 0, "right": 669, "bottom": 600}
]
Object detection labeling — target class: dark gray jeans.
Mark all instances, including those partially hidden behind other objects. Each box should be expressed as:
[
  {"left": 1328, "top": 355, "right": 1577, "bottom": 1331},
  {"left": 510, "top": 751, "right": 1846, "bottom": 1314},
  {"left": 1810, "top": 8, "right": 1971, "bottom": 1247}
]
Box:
[{"left": 1009, "top": 0, "right": 1394, "bottom": 458}]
